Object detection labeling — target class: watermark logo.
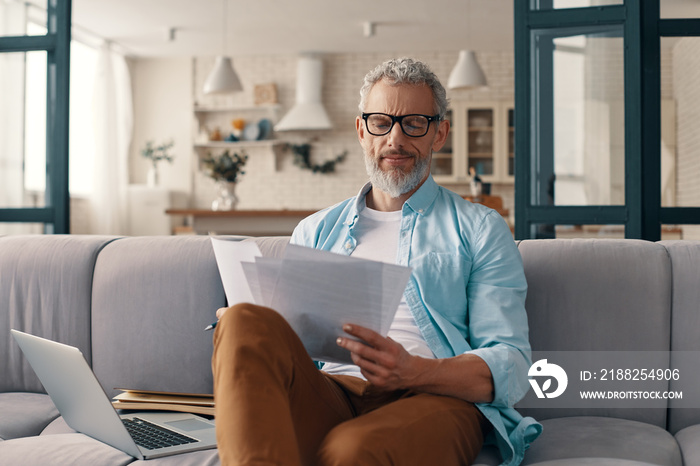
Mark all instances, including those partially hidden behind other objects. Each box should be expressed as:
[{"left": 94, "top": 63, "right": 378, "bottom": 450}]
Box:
[{"left": 529, "top": 359, "right": 568, "bottom": 399}]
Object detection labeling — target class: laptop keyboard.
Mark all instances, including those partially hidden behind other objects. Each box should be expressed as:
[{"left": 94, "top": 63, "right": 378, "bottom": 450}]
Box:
[{"left": 122, "top": 417, "right": 198, "bottom": 450}]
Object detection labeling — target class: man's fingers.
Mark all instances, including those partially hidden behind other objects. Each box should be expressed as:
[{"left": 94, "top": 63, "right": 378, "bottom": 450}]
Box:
[
  {"left": 216, "top": 307, "right": 228, "bottom": 319},
  {"left": 342, "top": 324, "right": 384, "bottom": 348},
  {"left": 337, "top": 336, "right": 394, "bottom": 368},
  {"left": 350, "top": 351, "right": 389, "bottom": 379}
]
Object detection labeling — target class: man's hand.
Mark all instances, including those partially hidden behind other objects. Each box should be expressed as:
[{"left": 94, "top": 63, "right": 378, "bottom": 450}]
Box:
[
  {"left": 337, "top": 323, "right": 495, "bottom": 403},
  {"left": 216, "top": 307, "right": 228, "bottom": 320},
  {"left": 336, "top": 324, "right": 424, "bottom": 391}
]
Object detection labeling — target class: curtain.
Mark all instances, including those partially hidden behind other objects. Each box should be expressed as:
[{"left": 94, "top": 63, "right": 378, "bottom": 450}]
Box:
[{"left": 89, "top": 43, "right": 133, "bottom": 235}]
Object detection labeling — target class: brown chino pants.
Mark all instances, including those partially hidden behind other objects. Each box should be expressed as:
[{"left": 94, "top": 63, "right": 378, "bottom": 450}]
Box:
[{"left": 212, "top": 303, "right": 488, "bottom": 466}]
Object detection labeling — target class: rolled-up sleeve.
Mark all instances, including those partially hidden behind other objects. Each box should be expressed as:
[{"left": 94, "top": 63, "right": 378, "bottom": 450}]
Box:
[{"left": 464, "top": 211, "right": 532, "bottom": 408}]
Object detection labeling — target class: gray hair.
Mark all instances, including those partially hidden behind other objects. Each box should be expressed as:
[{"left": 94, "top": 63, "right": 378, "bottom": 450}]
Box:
[{"left": 358, "top": 57, "right": 449, "bottom": 119}]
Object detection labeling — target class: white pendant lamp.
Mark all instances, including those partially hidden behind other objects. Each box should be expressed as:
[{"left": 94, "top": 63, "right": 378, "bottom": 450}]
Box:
[
  {"left": 274, "top": 55, "right": 332, "bottom": 131},
  {"left": 203, "top": 0, "right": 242, "bottom": 94},
  {"left": 448, "top": 1, "right": 487, "bottom": 91},
  {"left": 204, "top": 57, "right": 242, "bottom": 94},
  {"left": 447, "top": 50, "right": 487, "bottom": 90}
]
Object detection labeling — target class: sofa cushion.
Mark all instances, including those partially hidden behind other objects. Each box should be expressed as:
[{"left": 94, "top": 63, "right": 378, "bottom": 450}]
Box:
[
  {"left": 516, "top": 239, "right": 671, "bottom": 427},
  {"left": 675, "top": 424, "right": 700, "bottom": 466},
  {"left": 0, "top": 393, "right": 58, "bottom": 440},
  {"left": 41, "top": 416, "right": 77, "bottom": 435},
  {"left": 523, "top": 460, "right": 668, "bottom": 465},
  {"left": 40, "top": 417, "right": 220, "bottom": 464},
  {"left": 660, "top": 240, "right": 700, "bottom": 433},
  {"left": 473, "top": 445, "right": 501, "bottom": 465},
  {"left": 0, "top": 433, "right": 134, "bottom": 466},
  {"left": 91, "top": 236, "right": 226, "bottom": 399},
  {"left": 520, "top": 416, "right": 682, "bottom": 466},
  {"left": 0, "top": 235, "right": 116, "bottom": 393},
  {"left": 129, "top": 450, "right": 219, "bottom": 465}
]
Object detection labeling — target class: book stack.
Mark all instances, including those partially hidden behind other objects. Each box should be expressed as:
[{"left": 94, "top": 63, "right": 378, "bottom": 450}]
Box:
[{"left": 112, "top": 389, "right": 215, "bottom": 416}]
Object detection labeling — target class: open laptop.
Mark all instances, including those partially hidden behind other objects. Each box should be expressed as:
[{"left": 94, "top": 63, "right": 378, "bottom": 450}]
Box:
[{"left": 11, "top": 329, "right": 217, "bottom": 460}]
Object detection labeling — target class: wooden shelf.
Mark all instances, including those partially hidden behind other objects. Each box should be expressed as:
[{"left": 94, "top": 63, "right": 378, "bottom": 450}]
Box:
[
  {"left": 194, "top": 104, "right": 280, "bottom": 113},
  {"left": 166, "top": 209, "right": 316, "bottom": 218},
  {"left": 194, "top": 140, "right": 284, "bottom": 149}
]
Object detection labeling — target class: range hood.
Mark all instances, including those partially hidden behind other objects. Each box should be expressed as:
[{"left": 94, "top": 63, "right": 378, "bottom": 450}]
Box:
[{"left": 274, "top": 56, "right": 332, "bottom": 131}]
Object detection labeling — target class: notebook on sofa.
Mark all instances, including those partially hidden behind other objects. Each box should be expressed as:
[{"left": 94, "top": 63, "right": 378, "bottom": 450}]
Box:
[{"left": 11, "top": 329, "right": 217, "bottom": 460}]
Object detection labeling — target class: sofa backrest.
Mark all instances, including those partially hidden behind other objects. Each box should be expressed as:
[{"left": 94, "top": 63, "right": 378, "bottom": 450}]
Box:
[
  {"left": 4, "top": 234, "right": 696, "bottom": 434},
  {"left": 90, "top": 236, "right": 226, "bottom": 398},
  {"left": 516, "top": 239, "right": 672, "bottom": 428},
  {"left": 0, "top": 235, "right": 116, "bottom": 393},
  {"left": 661, "top": 240, "right": 700, "bottom": 433}
]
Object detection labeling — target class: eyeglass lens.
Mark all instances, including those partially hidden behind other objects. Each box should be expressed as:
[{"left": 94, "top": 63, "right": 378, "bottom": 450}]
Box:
[{"left": 365, "top": 114, "right": 431, "bottom": 137}]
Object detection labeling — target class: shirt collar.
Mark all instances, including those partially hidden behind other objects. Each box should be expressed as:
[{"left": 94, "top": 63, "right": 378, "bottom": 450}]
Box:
[
  {"left": 353, "top": 181, "right": 373, "bottom": 214},
  {"left": 403, "top": 175, "right": 440, "bottom": 215},
  {"left": 343, "top": 182, "right": 372, "bottom": 228},
  {"left": 347, "top": 176, "right": 439, "bottom": 224}
]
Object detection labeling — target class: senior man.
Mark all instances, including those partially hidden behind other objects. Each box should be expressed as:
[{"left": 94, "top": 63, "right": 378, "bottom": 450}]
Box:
[{"left": 212, "top": 57, "right": 541, "bottom": 466}]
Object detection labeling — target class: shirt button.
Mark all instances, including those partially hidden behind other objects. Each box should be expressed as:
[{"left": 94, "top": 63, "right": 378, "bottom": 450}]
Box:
[
  {"left": 418, "top": 209, "right": 424, "bottom": 213},
  {"left": 345, "top": 242, "right": 352, "bottom": 249}
]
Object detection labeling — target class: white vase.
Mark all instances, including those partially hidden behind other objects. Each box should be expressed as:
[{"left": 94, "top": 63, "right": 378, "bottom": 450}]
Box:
[
  {"left": 212, "top": 181, "right": 238, "bottom": 211},
  {"left": 147, "top": 164, "right": 159, "bottom": 187}
]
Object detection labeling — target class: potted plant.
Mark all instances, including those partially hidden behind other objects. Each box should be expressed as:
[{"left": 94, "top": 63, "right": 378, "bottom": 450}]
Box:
[
  {"left": 141, "top": 140, "right": 175, "bottom": 187},
  {"left": 201, "top": 150, "right": 248, "bottom": 210}
]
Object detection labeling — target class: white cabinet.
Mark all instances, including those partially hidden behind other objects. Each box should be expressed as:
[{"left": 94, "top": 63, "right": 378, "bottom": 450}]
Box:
[
  {"left": 431, "top": 101, "right": 514, "bottom": 184},
  {"left": 127, "top": 186, "right": 187, "bottom": 236}
]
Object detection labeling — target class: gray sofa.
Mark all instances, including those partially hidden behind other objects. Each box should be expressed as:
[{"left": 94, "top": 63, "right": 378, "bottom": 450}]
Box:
[{"left": 0, "top": 234, "right": 699, "bottom": 465}]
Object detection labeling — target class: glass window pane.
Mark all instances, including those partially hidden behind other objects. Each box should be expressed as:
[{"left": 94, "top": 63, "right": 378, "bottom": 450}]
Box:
[
  {"left": 663, "top": 36, "right": 700, "bottom": 210},
  {"left": 531, "top": 0, "right": 623, "bottom": 10},
  {"left": 0, "top": 51, "right": 47, "bottom": 208},
  {"left": 0, "top": 2, "right": 47, "bottom": 37},
  {"left": 531, "top": 26, "right": 625, "bottom": 206},
  {"left": 663, "top": 225, "right": 700, "bottom": 241},
  {"left": 533, "top": 224, "right": 625, "bottom": 239},
  {"left": 0, "top": 223, "right": 45, "bottom": 235},
  {"left": 661, "top": 1, "right": 700, "bottom": 19},
  {"left": 530, "top": 224, "right": 691, "bottom": 240}
]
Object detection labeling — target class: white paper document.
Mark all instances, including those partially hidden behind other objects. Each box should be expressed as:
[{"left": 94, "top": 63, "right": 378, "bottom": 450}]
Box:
[
  {"left": 210, "top": 238, "right": 262, "bottom": 304},
  {"left": 210, "top": 238, "right": 412, "bottom": 363}
]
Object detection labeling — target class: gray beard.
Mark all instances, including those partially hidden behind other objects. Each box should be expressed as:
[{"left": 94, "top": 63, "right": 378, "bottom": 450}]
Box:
[{"left": 364, "top": 151, "right": 430, "bottom": 199}]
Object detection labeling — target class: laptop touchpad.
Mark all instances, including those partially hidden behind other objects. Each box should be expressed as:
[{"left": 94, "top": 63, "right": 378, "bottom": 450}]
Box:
[{"left": 165, "top": 419, "right": 214, "bottom": 432}]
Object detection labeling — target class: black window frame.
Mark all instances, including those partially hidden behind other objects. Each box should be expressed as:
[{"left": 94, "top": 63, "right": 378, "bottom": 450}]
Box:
[
  {"left": 514, "top": 0, "right": 700, "bottom": 240},
  {"left": 0, "top": 0, "right": 71, "bottom": 234}
]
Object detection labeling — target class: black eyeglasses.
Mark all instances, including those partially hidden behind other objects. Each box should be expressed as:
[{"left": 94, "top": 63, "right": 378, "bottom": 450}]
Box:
[{"left": 361, "top": 113, "right": 441, "bottom": 138}]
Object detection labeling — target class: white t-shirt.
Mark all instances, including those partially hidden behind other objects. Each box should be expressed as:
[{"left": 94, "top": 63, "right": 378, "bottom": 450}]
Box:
[{"left": 321, "top": 206, "right": 435, "bottom": 378}]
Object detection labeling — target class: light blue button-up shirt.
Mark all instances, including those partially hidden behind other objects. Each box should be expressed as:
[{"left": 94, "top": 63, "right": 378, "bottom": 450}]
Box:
[{"left": 291, "top": 176, "right": 542, "bottom": 465}]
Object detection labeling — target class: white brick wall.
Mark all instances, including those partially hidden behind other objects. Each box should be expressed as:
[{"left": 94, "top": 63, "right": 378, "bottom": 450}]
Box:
[{"left": 192, "top": 51, "right": 515, "bottom": 211}]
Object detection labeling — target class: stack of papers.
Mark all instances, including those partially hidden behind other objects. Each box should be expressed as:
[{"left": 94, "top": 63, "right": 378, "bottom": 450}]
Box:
[{"left": 211, "top": 238, "right": 412, "bottom": 363}]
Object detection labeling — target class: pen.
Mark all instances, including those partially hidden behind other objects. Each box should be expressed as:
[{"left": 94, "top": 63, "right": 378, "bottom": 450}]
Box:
[{"left": 205, "top": 321, "right": 218, "bottom": 331}]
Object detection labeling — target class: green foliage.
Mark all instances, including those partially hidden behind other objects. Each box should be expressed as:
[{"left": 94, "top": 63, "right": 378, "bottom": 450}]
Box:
[
  {"left": 202, "top": 150, "right": 248, "bottom": 183},
  {"left": 287, "top": 143, "right": 347, "bottom": 174},
  {"left": 141, "top": 140, "right": 175, "bottom": 166}
]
